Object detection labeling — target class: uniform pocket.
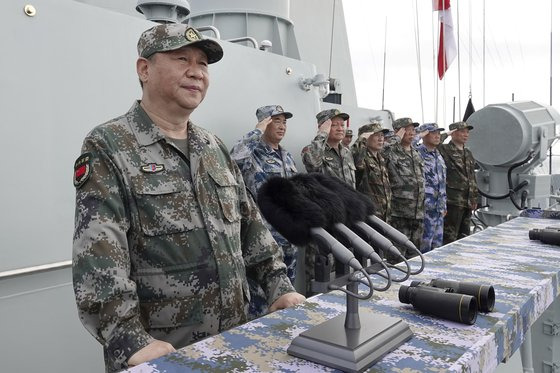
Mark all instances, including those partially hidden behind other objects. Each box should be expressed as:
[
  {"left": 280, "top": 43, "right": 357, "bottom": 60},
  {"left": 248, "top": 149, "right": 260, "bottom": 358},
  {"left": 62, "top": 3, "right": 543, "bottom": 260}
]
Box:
[
  {"left": 262, "top": 160, "right": 283, "bottom": 178},
  {"left": 207, "top": 168, "right": 241, "bottom": 223},
  {"left": 134, "top": 262, "right": 209, "bottom": 329},
  {"left": 132, "top": 172, "right": 204, "bottom": 236}
]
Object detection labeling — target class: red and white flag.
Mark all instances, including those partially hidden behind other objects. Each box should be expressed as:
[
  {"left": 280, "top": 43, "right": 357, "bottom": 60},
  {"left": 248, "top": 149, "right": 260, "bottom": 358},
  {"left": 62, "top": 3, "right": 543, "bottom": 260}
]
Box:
[{"left": 433, "top": 0, "right": 457, "bottom": 80}]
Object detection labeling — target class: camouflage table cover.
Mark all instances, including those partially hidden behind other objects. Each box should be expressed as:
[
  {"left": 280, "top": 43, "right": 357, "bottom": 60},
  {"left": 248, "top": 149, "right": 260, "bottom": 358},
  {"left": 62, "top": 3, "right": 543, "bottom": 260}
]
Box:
[{"left": 128, "top": 216, "right": 560, "bottom": 373}]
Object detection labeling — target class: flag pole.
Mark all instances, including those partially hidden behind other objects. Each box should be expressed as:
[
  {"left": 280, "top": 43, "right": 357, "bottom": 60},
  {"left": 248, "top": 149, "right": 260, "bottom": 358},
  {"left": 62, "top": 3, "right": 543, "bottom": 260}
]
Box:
[
  {"left": 442, "top": 0, "right": 446, "bottom": 124},
  {"left": 434, "top": 9, "right": 439, "bottom": 123},
  {"left": 457, "top": 0, "right": 462, "bottom": 117},
  {"left": 549, "top": 0, "right": 553, "bottom": 174},
  {"left": 413, "top": 0, "right": 425, "bottom": 123},
  {"left": 382, "top": 16, "right": 387, "bottom": 110},
  {"left": 482, "top": 0, "right": 486, "bottom": 107},
  {"left": 453, "top": 96, "right": 456, "bottom": 122}
]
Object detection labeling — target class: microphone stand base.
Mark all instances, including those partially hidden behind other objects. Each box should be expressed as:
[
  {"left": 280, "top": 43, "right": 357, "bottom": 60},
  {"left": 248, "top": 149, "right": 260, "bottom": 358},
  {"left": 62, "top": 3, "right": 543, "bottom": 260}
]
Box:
[{"left": 287, "top": 310, "right": 412, "bottom": 372}]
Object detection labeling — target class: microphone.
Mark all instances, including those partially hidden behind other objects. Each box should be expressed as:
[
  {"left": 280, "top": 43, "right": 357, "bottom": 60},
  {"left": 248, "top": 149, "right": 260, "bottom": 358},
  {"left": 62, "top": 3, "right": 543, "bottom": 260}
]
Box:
[
  {"left": 308, "top": 173, "right": 424, "bottom": 275},
  {"left": 368, "top": 214, "right": 417, "bottom": 255},
  {"left": 306, "top": 173, "right": 411, "bottom": 281},
  {"left": 287, "top": 174, "right": 392, "bottom": 290},
  {"left": 309, "top": 174, "right": 414, "bottom": 252},
  {"left": 289, "top": 174, "right": 385, "bottom": 264},
  {"left": 256, "top": 176, "right": 362, "bottom": 272},
  {"left": 257, "top": 176, "right": 379, "bottom": 299}
]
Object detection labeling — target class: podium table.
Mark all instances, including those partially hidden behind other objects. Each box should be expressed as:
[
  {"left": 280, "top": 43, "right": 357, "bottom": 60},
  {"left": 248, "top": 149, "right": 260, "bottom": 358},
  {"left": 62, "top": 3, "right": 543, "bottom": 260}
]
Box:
[{"left": 128, "top": 216, "right": 560, "bottom": 372}]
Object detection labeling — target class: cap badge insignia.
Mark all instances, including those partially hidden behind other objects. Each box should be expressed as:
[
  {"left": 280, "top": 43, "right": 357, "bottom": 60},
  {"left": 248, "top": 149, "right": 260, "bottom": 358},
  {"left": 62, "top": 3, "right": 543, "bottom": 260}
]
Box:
[{"left": 185, "top": 28, "right": 199, "bottom": 42}]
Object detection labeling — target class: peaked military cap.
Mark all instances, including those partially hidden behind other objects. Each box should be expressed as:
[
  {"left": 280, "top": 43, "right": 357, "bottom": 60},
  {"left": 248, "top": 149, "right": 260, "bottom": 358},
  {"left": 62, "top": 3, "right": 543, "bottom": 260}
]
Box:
[
  {"left": 392, "top": 117, "right": 419, "bottom": 130},
  {"left": 345, "top": 129, "right": 353, "bottom": 136},
  {"left": 358, "top": 121, "right": 389, "bottom": 136},
  {"left": 316, "top": 109, "right": 350, "bottom": 125},
  {"left": 137, "top": 24, "right": 223, "bottom": 63},
  {"left": 449, "top": 121, "right": 474, "bottom": 131},
  {"left": 256, "top": 105, "right": 293, "bottom": 122},
  {"left": 417, "top": 122, "right": 444, "bottom": 133}
]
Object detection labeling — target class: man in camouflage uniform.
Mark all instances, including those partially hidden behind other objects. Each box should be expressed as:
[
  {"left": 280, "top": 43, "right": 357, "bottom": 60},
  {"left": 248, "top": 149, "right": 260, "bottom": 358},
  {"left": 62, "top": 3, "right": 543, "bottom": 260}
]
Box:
[
  {"left": 72, "top": 24, "right": 304, "bottom": 372},
  {"left": 342, "top": 128, "right": 353, "bottom": 148},
  {"left": 415, "top": 123, "right": 447, "bottom": 253},
  {"left": 383, "top": 117, "right": 425, "bottom": 257},
  {"left": 230, "top": 105, "right": 299, "bottom": 318},
  {"left": 351, "top": 121, "right": 392, "bottom": 222},
  {"left": 301, "top": 109, "right": 355, "bottom": 294},
  {"left": 301, "top": 108, "right": 356, "bottom": 187},
  {"left": 439, "top": 121, "right": 478, "bottom": 244}
]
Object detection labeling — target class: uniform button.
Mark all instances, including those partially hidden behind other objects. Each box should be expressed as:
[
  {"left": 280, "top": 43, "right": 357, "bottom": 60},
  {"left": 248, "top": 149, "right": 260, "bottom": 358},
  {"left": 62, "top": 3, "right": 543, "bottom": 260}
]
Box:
[{"left": 114, "top": 349, "right": 121, "bottom": 357}]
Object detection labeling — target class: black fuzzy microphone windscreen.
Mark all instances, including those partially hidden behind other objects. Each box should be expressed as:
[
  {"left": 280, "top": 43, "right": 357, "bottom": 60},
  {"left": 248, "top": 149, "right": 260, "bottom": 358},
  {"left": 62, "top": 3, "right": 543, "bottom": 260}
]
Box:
[
  {"left": 290, "top": 173, "right": 347, "bottom": 226},
  {"left": 309, "top": 173, "right": 371, "bottom": 222},
  {"left": 256, "top": 176, "right": 326, "bottom": 246}
]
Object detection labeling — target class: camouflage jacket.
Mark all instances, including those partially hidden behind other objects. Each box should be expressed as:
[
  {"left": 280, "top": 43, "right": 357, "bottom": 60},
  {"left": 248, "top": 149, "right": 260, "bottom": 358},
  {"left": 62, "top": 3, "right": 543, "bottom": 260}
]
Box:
[
  {"left": 72, "top": 102, "right": 294, "bottom": 372},
  {"left": 438, "top": 141, "right": 478, "bottom": 208},
  {"left": 352, "top": 139, "right": 392, "bottom": 221},
  {"left": 416, "top": 144, "right": 447, "bottom": 213},
  {"left": 301, "top": 131, "right": 356, "bottom": 188},
  {"left": 383, "top": 143, "right": 425, "bottom": 219},
  {"left": 230, "top": 128, "right": 298, "bottom": 247}
]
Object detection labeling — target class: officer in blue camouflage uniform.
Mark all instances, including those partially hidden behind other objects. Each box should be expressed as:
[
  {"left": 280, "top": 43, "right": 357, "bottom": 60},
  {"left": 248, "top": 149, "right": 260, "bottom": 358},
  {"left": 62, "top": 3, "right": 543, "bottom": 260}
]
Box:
[
  {"left": 352, "top": 121, "right": 392, "bottom": 222},
  {"left": 72, "top": 24, "right": 304, "bottom": 372},
  {"left": 230, "top": 105, "right": 299, "bottom": 318},
  {"left": 415, "top": 123, "right": 447, "bottom": 253},
  {"left": 301, "top": 109, "right": 356, "bottom": 294},
  {"left": 301, "top": 109, "right": 356, "bottom": 187},
  {"left": 383, "top": 117, "right": 425, "bottom": 257},
  {"left": 438, "top": 121, "right": 478, "bottom": 244}
]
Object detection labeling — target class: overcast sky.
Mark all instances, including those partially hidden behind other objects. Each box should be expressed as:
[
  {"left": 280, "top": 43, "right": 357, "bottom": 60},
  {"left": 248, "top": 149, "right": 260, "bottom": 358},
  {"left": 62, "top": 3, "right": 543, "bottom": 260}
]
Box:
[{"left": 343, "top": 0, "right": 559, "bottom": 127}]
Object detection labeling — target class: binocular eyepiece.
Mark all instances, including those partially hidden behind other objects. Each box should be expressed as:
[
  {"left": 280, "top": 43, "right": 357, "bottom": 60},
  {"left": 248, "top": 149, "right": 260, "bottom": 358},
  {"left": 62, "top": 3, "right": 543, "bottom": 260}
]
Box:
[
  {"left": 528, "top": 227, "right": 560, "bottom": 246},
  {"left": 399, "top": 279, "right": 495, "bottom": 325}
]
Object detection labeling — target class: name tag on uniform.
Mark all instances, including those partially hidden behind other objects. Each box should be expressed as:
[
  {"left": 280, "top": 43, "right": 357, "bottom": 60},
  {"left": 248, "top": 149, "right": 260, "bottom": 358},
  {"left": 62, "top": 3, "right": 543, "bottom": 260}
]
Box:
[{"left": 141, "top": 163, "right": 165, "bottom": 173}]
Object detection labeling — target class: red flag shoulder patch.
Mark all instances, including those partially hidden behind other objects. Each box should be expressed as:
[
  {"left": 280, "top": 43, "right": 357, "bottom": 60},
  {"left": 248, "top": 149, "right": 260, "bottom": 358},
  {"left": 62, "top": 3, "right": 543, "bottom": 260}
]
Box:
[{"left": 73, "top": 152, "right": 92, "bottom": 188}]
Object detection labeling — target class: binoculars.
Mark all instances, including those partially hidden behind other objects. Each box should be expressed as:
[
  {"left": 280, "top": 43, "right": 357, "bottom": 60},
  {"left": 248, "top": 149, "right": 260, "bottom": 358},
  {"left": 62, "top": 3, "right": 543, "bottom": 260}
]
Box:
[
  {"left": 399, "top": 279, "right": 495, "bottom": 325},
  {"left": 529, "top": 227, "right": 560, "bottom": 246}
]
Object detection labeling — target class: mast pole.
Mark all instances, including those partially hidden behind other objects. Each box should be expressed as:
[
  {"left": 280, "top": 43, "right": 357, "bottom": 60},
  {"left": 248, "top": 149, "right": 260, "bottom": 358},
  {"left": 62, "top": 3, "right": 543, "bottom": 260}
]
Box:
[
  {"left": 457, "top": 0, "right": 462, "bottom": 117},
  {"left": 413, "top": 0, "right": 425, "bottom": 123},
  {"left": 382, "top": 16, "right": 387, "bottom": 110},
  {"left": 549, "top": 0, "right": 553, "bottom": 174},
  {"left": 483, "top": 0, "right": 486, "bottom": 106}
]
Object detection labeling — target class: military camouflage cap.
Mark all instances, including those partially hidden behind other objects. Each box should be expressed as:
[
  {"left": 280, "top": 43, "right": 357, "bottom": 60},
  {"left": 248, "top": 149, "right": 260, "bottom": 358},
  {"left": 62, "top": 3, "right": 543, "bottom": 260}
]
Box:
[
  {"left": 137, "top": 24, "right": 223, "bottom": 63},
  {"left": 392, "top": 117, "right": 419, "bottom": 130},
  {"left": 316, "top": 109, "right": 350, "bottom": 124},
  {"left": 256, "top": 105, "right": 293, "bottom": 122},
  {"left": 449, "top": 121, "right": 474, "bottom": 131},
  {"left": 417, "top": 122, "right": 444, "bottom": 133},
  {"left": 358, "top": 121, "right": 390, "bottom": 136},
  {"left": 345, "top": 129, "right": 353, "bottom": 136}
]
